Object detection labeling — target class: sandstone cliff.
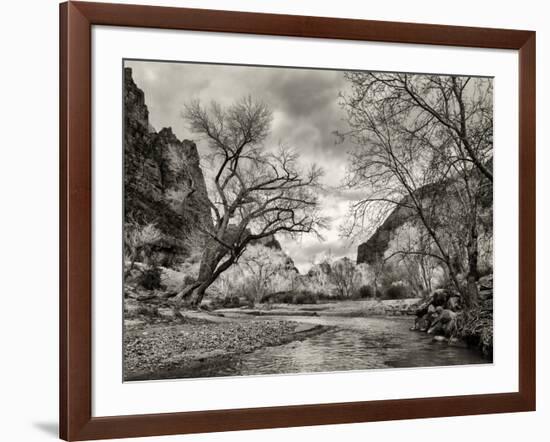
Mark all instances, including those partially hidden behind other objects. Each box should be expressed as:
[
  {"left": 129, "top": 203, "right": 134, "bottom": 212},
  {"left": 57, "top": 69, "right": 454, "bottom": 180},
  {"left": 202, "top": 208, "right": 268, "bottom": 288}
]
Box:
[
  {"left": 356, "top": 204, "right": 415, "bottom": 266},
  {"left": 124, "top": 67, "right": 211, "bottom": 266},
  {"left": 356, "top": 180, "right": 493, "bottom": 278}
]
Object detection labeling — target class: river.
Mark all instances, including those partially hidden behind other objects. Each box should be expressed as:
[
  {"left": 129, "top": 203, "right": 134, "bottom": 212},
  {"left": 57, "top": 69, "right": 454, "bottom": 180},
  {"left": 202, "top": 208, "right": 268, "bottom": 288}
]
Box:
[{"left": 182, "top": 315, "right": 491, "bottom": 378}]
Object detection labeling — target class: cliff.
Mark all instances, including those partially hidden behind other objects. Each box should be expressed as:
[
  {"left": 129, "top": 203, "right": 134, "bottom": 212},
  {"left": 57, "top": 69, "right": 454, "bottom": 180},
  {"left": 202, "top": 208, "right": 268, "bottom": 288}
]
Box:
[
  {"left": 356, "top": 204, "right": 415, "bottom": 265},
  {"left": 124, "top": 67, "right": 211, "bottom": 266},
  {"left": 356, "top": 183, "right": 441, "bottom": 266},
  {"left": 356, "top": 180, "right": 493, "bottom": 276}
]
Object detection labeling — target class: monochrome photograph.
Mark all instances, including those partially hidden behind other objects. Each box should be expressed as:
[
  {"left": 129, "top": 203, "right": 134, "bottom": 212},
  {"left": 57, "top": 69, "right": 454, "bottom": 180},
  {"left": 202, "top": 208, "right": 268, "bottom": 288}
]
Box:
[{"left": 123, "top": 60, "right": 494, "bottom": 381}]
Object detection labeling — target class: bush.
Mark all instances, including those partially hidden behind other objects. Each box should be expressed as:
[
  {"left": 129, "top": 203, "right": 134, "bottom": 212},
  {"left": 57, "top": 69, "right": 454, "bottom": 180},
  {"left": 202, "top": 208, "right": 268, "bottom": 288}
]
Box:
[
  {"left": 244, "top": 292, "right": 256, "bottom": 308},
  {"left": 259, "top": 291, "right": 318, "bottom": 304},
  {"left": 183, "top": 275, "right": 195, "bottom": 286},
  {"left": 455, "top": 307, "right": 493, "bottom": 357},
  {"left": 137, "top": 266, "right": 164, "bottom": 290},
  {"left": 292, "top": 291, "right": 318, "bottom": 304},
  {"left": 210, "top": 295, "right": 241, "bottom": 309},
  {"left": 356, "top": 285, "right": 375, "bottom": 299},
  {"left": 383, "top": 283, "right": 410, "bottom": 300},
  {"left": 225, "top": 296, "right": 241, "bottom": 308},
  {"left": 260, "top": 291, "right": 293, "bottom": 303},
  {"left": 317, "top": 291, "right": 347, "bottom": 301}
]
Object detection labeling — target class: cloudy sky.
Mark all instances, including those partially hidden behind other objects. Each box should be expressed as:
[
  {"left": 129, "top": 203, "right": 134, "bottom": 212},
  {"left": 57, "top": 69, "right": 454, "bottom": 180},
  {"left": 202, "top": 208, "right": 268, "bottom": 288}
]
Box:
[{"left": 126, "top": 59, "right": 362, "bottom": 272}]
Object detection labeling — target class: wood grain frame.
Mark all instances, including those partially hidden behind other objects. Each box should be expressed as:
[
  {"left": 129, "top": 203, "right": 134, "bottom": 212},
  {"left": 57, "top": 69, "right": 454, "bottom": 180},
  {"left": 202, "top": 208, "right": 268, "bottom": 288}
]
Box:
[{"left": 59, "top": 1, "right": 536, "bottom": 440}]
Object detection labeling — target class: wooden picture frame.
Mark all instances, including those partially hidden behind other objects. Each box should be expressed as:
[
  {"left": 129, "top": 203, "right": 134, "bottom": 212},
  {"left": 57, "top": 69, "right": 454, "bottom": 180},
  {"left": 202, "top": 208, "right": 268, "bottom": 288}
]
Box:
[{"left": 59, "top": 1, "right": 536, "bottom": 440}]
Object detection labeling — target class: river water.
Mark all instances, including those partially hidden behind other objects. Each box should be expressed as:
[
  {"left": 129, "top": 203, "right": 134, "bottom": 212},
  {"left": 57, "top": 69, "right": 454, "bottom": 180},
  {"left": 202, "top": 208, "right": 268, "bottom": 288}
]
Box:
[{"left": 187, "top": 315, "right": 491, "bottom": 378}]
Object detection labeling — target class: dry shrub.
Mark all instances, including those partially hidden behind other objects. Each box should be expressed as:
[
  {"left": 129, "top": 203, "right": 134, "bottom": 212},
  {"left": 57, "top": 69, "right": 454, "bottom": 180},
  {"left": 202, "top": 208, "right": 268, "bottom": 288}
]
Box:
[
  {"left": 355, "top": 284, "right": 375, "bottom": 299},
  {"left": 137, "top": 266, "right": 164, "bottom": 290},
  {"left": 383, "top": 282, "right": 410, "bottom": 300},
  {"left": 455, "top": 307, "right": 493, "bottom": 357}
]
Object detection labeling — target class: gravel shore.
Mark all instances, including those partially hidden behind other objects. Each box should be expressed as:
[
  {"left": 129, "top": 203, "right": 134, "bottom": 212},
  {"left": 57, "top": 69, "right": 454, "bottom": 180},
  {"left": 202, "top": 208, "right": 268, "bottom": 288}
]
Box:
[{"left": 124, "top": 318, "right": 326, "bottom": 381}]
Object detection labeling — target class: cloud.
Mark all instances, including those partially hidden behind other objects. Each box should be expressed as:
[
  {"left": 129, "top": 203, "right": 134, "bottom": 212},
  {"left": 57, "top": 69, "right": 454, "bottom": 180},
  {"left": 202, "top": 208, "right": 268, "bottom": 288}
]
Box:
[{"left": 265, "top": 69, "right": 343, "bottom": 118}]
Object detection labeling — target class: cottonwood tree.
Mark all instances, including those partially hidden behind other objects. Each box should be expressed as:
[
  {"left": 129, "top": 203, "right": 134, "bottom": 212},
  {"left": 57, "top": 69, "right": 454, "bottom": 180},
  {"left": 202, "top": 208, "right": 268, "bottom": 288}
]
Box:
[
  {"left": 330, "top": 257, "right": 358, "bottom": 298},
  {"left": 172, "top": 96, "right": 327, "bottom": 307},
  {"left": 339, "top": 72, "right": 493, "bottom": 307},
  {"left": 307, "top": 258, "right": 332, "bottom": 295}
]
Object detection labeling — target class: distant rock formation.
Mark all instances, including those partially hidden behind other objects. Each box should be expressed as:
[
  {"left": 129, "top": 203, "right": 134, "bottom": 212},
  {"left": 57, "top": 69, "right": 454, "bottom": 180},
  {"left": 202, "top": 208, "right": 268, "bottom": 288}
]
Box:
[
  {"left": 124, "top": 67, "right": 211, "bottom": 266},
  {"left": 252, "top": 234, "right": 282, "bottom": 251},
  {"left": 241, "top": 230, "right": 298, "bottom": 272}
]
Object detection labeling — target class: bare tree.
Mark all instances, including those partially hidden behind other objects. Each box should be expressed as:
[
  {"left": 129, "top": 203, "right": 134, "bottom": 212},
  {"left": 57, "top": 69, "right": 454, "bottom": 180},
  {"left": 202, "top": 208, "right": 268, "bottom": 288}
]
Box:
[
  {"left": 240, "top": 244, "right": 287, "bottom": 304},
  {"left": 340, "top": 72, "right": 493, "bottom": 307},
  {"left": 172, "top": 96, "right": 327, "bottom": 307},
  {"left": 383, "top": 223, "right": 441, "bottom": 295},
  {"left": 307, "top": 257, "right": 333, "bottom": 295},
  {"left": 331, "top": 257, "right": 358, "bottom": 298}
]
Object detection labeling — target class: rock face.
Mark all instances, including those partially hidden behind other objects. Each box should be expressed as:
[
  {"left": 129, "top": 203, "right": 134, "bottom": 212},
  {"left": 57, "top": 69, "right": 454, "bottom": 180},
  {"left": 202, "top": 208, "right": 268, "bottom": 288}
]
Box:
[
  {"left": 124, "top": 67, "right": 211, "bottom": 266},
  {"left": 357, "top": 203, "right": 415, "bottom": 265},
  {"left": 252, "top": 234, "right": 282, "bottom": 251},
  {"left": 356, "top": 181, "right": 493, "bottom": 277}
]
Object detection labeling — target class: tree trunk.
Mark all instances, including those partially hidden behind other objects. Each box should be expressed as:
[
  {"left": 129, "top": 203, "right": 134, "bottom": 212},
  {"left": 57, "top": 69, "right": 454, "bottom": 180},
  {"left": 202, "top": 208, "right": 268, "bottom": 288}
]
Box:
[
  {"left": 188, "top": 280, "right": 213, "bottom": 308},
  {"left": 419, "top": 258, "right": 431, "bottom": 294},
  {"left": 173, "top": 242, "right": 222, "bottom": 307},
  {"left": 176, "top": 241, "right": 240, "bottom": 309},
  {"left": 186, "top": 252, "right": 220, "bottom": 308},
  {"left": 465, "top": 221, "right": 480, "bottom": 308},
  {"left": 447, "top": 264, "right": 462, "bottom": 298},
  {"left": 173, "top": 270, "right": 217, "bottom": 310}
]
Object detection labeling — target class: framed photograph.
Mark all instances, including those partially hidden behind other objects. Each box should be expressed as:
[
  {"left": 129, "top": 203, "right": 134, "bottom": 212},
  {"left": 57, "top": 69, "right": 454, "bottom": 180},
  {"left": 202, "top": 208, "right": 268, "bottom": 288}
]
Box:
[{"left": 60, "top": 1, "right": 536, "bottom": 440}]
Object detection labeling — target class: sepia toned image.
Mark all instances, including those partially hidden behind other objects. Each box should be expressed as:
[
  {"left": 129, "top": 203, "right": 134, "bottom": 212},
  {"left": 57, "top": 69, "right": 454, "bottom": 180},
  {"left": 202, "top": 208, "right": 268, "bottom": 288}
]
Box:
[{"left": 123, "top": 60, "right": 493, "bottom": 381}]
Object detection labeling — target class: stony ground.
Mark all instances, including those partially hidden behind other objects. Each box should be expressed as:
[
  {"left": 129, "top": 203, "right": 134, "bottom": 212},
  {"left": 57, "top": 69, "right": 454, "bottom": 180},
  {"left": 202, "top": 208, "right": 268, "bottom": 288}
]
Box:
[
  {"left": 124, "top": 318, "right": 315, "bottom": 380},
  {"left": 123, "top": 297, "right": 420, "bottom": 380}
]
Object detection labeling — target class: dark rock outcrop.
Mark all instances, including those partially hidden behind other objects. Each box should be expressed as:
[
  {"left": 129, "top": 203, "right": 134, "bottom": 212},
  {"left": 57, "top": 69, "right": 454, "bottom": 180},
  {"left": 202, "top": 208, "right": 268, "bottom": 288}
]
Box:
[
  {"left": 356, "top": 182, "right": 448, "bottom": 265},
  {"left": 356, "top": 204, "right": 415, "bottom": 265},
  {"left": 124, "top": 67, "right": 211, "bottom": 266},
  {"left": 253, "top": 234, "right": 298, "bottom": 272}
]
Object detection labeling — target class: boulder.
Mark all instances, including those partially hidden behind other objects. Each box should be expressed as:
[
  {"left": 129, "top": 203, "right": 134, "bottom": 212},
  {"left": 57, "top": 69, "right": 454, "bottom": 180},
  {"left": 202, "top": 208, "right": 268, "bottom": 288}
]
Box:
[
  {"left": 432, "top": 288, "right": 458, "bottom": 307},
  {"left": 432, "top": 335, "right": 447, "bottom": 342},
  {"left": 446, "top": 295, "right": 462, "bottom": 311},
  {"left": 427, "top": 308, "right": 457, "bottom": 337},
  {"left": 414, "top": 296, "right": 434, "bottom": 317}
]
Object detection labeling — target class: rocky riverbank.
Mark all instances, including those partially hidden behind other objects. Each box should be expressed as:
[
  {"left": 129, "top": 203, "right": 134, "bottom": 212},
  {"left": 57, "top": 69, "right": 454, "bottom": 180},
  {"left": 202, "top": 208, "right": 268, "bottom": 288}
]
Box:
[
  {"left": 215, "top": 298, "right": 421, "bottom": 318},
  {"left": 123, "top": 278, "right": 493, "bottom": 381},
  {"left": 412, "top": 274, "right": 494, "bottom": 357},
  {"left": 124, "top": 317, "right": 328, "bottom": 381}
]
